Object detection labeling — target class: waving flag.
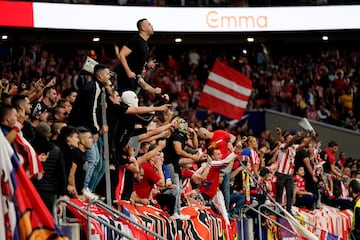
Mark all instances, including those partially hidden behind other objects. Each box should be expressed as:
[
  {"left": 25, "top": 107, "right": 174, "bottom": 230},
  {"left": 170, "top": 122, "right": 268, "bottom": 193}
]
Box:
[
  {"left": 319, "top": 230, "right": 340, "bottom": 240},
  {"left": 282, "top": 208, "right": 318, "bottom": 240},
  {"left": 0, "top": 131, "right": 67, "bottom": 240},
  {"left": 199, "top": 60, "right": 253, "bottom": 120}
]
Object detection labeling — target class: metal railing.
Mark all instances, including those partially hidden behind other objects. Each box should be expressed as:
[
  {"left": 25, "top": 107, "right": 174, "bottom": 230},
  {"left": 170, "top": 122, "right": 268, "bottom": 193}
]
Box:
[
  {"left": 237, "top": 203, "right": 297, "bottom": 240},
  {"left": 256, "top": 204, "right": 296, "bottom": 240},
  {"left": 53, "top": 198, "right": 140, "bottom": 240},
  {"left": 87, "top": 199, "right": 166, "bottom": 240}
]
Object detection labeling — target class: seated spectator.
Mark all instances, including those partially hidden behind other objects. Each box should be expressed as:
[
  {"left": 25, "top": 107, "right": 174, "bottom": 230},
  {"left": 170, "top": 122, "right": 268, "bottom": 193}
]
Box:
[{"left": 294, "top": 166, "right": 316, "bottom": 210}]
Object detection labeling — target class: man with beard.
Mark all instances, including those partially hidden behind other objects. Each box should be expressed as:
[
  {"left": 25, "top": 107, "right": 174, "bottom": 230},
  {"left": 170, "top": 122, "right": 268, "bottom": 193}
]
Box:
[{"left": 32, "top": 87, "right": 58, "bottom": 121}]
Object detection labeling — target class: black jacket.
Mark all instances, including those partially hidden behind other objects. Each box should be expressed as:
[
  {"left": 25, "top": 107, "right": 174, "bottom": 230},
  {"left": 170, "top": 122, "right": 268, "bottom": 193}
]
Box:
[{"left": 68, "top": 79, "right": 106, "bottom": 134}]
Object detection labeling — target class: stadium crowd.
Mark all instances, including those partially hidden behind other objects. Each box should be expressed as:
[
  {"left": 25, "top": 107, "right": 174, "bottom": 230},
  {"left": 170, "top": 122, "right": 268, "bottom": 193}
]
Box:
[{"left": 0, "top": 24, "right": 360, "bottom": 236}]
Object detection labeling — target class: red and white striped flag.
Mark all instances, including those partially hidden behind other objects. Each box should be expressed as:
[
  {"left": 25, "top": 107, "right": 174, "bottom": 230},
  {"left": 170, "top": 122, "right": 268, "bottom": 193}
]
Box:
[{"left": 199, "top": 60, "right": 252, "bottom": 120}]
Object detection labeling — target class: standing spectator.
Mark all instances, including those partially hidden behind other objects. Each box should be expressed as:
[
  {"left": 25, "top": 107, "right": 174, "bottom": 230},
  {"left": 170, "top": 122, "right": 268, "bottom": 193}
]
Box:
[
  {"left": 275, "top": 131, "right": 310, "bottom": 213},
  {"left": 30, "top": 103, "right": 49, "bottom": 129},
  {"left": 31, "top": 122, "right": 67, "bottom": 212},
  {"left": 51, "top": 121, "right": 67, "bottom": 142},
  {"left": 62, "top": 88, "right": 78, "bottom": 105},
  {"left": 0, "top": 104, "right": 43, "bottom": 179},
  {"left": 68, "top": 64, "right": 111, "bottom": 193},
  {"left": 163, "top": 118, "right": 203, "bottom": 213},
  {"left": 321, "top": 141, "right": 344, "bottom": 201},
  {"left": 337, "top": 151, "right": 346, "bottom": 170},
  {"left": 32, "top": 86, "right": 58, "bottom": 119},
  {"left": 321, "top": 141, "right": 343, "bottom": 180},
  {"left": 294, "top": 139, "right": 318, "bottom": 201},
  {"left": 53, "top": 106, "right": 68, "bottom": 123},
  {"left": 188, "top": 48, "right": 200, "bottom": 68},
  {"left": 55, "top": 126, "right": 80, "bottom": 198},
  {"left": 11, "top": 94, "right": 34, "bottom": 141},
  {"left": 74, "top": 127, "right": 96, "bottom": 200},
  {"left": 197, "top": 127, "right": 236, "bottom": 214},
  {"left": 163, "top": 118, "right": 202, "bottom": 184},
  {"left": 198, "top": 148, "right": 231, "bottom": 226},
  {"left": 241, "top": 136, "right": 261, "bottom": 178},
  {"left": 115, "top": 18, "right": 161, "bottom": 96},
  {"left": 349, "top": 179, "right": 360, "bottom": 240},
  {"left": 107, "top": 89, "right": 170, "bottom": 158},
  {"left": 68, "top": 63, "right": 110, "bottom": 139},
  {"left": 229, "top": 142, "right": 247, "bottom": 217}
]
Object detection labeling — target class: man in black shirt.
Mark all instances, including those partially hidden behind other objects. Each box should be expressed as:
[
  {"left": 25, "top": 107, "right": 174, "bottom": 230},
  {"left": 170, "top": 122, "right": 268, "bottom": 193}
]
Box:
[
  {"left": 294, "top": 143, "right": 317, "bottom": 210},
  {"left": 115, "top": 18, "right": 161, "bottom": 95}
]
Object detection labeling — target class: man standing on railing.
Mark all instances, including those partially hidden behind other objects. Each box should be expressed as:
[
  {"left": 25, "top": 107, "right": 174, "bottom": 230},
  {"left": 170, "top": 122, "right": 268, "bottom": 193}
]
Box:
[{"left": 115, "top": 18, "right": 161, "bottom": 96}]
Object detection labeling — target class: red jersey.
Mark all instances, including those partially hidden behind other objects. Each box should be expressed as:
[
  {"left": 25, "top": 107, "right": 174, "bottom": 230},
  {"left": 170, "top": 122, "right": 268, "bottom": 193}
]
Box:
[
  {"left": 294, "top": 175, "right": 306, "bottom": 191},
  {"left": 209, "top": 130, "right": 232, "bottom": 159},
  {"left": 198, "top": 166, "right": 222, "bottom": 198},
  {"left": 324, "top": 148, "right": 336, "bottom": 165},
  {"left": 276, "top": 143, "right": 298, "bottom": 175},
  {"left": 133, "top": 162, "right": 161, "bottom": 199},
  {"left": 266, "top": 176, "right": 276, "bottom": 199}
]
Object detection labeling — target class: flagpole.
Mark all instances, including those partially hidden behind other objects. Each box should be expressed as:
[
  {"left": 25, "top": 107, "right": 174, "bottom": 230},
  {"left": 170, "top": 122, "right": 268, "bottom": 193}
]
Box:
[{"left": 101, "top": 89, "right": 111, "bottom": 206}]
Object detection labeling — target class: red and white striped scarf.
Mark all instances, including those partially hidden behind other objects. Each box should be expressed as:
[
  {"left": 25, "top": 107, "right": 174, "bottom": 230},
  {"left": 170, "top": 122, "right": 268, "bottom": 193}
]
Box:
[{"left": 13, "top": 131, "right": 43, "bottom": 180}]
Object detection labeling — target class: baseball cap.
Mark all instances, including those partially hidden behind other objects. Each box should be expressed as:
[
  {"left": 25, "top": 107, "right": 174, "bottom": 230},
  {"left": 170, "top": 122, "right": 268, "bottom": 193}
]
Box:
[{"left": 121, "top": 90, "right": 138, "bottom": 107}]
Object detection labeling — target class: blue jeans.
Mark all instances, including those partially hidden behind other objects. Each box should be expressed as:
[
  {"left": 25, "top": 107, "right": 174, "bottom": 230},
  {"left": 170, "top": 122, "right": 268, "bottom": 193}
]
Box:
[
  {"left": 230, "top": 191, "right": 246, "bottom": 214},
  {"left": 83, "top": 136, "right": 100, "bottom": 190},
  {"left": 220, "top": 171, "right": 231, "bottom": 213},
  {"left": 89, "top": 136, "right": 105, "bottom": 191},
  {"left": 162, "top": 187, "right": 181, "bottom": 214},
  {"left": 166, "top": 163, "right": 181, "bottom": 212}
]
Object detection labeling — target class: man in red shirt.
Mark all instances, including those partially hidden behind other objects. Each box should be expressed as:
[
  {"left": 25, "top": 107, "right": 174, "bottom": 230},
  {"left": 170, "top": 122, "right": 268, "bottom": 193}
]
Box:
[
  {"left": 197, "top": 127, "right": 236, "bottom": 215},
  {"left": 198, "top": 148, "right": 235, "bottom": 226},
  {"left": 131, "top": 143, "right": 189, "bottom": 220},
  {"left": 322, "top": 141, "right": 343, "bottom": 180},
  {"left": 197, "top": 127, "right": 236, "bottom": 161},
  {"left": 321, "top": 140, "right": 344, "bottom": 201}
]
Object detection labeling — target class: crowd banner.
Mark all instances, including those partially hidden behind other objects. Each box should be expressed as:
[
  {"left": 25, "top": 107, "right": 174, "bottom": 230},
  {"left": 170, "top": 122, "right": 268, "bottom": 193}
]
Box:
[{"left": 63, "top": 198, "right": 353, "bottom": 240}]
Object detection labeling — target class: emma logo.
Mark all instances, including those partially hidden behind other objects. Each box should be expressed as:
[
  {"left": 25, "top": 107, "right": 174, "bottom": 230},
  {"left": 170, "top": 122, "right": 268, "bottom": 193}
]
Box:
[{"left": 206, "top": 10, "right": 268, "bottom": 29}]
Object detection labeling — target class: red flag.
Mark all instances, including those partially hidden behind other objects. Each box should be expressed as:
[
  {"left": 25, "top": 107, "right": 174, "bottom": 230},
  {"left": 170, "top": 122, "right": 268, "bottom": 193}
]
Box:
[
  {"left": 199, "top": 60, "right": 252, "bottom": 120},
  {"left": 0, "top": 130, "right": 67, "bottom": 240}
]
